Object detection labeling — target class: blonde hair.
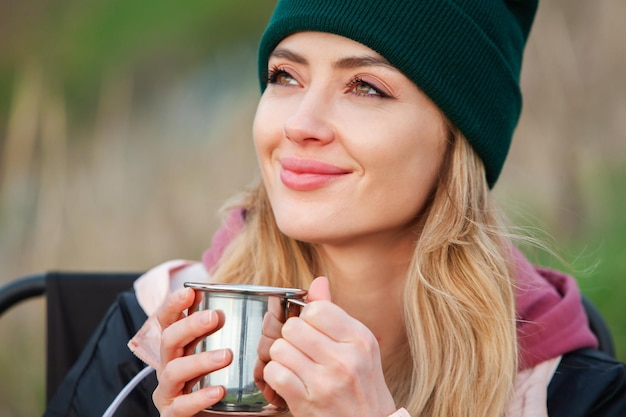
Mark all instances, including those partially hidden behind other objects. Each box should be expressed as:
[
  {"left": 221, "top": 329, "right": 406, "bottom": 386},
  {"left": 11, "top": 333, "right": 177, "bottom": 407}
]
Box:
[{"left": 211, "top": 127, "right": 517, "bottom": 417}]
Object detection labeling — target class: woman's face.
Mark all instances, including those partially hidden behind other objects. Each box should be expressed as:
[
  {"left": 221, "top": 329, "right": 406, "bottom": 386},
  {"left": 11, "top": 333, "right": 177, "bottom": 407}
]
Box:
[{"left": 254, "top": 32, "right": 448, "bottom": 247}]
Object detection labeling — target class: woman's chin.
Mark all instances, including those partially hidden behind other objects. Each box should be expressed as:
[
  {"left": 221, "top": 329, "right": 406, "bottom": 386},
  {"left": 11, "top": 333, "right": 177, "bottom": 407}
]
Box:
[
  {"left": 277, "top": 223, "right": 324, "bottom": 244},
  {"left": 275, "top": 218, "right": 335, "bottom": 244}
]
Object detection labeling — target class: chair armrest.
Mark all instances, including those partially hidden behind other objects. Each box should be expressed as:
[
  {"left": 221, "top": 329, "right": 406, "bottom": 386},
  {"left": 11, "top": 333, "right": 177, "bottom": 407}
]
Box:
[{"left": 0, "top": 273, "right": 46, "bottom": 316}]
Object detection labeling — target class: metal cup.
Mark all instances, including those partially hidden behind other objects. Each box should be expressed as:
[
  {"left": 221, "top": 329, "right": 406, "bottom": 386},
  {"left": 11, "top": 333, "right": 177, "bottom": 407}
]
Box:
[{"left": 184, "top": 282, "right": 307, "bottom": 415}]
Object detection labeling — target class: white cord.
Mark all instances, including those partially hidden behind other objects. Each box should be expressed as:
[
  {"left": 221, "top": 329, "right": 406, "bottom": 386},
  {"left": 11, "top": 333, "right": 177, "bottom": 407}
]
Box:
[{"left": 102, "top": 365, "right": 155, "bottom": 417}]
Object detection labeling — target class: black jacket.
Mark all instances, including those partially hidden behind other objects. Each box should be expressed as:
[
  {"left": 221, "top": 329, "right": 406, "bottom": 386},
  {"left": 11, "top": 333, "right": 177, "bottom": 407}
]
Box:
[
  {"left": 548, "top": 348, "right": 626, "bottom": 416},
  {"left": 44, "top": 291, "right": 159, "bottom": 417},
  {"left": 44, "top": 290, "right": 626, "bottom": 417}
]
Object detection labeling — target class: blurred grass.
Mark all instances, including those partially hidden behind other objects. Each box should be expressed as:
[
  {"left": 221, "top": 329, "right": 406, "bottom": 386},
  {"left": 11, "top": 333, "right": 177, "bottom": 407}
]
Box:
[
  {"left": 505, "top": 164, "right": 626, "bottom": 361},
  {"left": 576, "top": 166, "right": 626, "bottom": 361},
  {"left": 0, "top": 0, "right": 625, "bottom": 416},
  {"left": 0, "top": 1, "right": 276, "bottom": 122}
]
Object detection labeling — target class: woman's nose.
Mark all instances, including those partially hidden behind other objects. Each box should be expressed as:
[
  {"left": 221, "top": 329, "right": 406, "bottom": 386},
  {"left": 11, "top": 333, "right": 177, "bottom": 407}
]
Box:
[{"left": 283, "top": 89, "right": 335, "bottom": 145}]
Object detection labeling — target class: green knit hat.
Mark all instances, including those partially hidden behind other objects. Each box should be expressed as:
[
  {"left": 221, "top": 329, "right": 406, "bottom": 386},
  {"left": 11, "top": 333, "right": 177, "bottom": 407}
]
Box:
[{"left": 258, "top": 0, "right": 539, "bottom": 187}]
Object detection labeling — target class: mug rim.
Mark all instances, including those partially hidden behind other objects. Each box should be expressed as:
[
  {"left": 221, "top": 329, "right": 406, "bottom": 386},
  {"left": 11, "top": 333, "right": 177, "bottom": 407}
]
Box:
[{"left": 184, "top": 282, "right": 307, "bottom": 299}]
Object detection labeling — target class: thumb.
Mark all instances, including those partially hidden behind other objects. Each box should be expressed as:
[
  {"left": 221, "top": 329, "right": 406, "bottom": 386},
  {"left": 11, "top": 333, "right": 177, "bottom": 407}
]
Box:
[{"left": 306, "top": 276, "right": 332, "bottom": 302}]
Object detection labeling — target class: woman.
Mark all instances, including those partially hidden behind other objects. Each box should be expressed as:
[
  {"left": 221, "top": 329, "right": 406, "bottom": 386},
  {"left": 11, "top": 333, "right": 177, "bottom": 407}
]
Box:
[{"left": 45, "top": 0, "right": 626, "bottom": 416}]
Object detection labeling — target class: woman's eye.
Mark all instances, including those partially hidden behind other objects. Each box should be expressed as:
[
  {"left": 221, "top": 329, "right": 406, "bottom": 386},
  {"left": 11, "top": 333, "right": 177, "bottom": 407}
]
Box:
[
  {"left": 266, "top": 68, "right": 298, "bottom": 86},
  {"left": 347, "top": 77, "right": 387, "bottom": 98}
]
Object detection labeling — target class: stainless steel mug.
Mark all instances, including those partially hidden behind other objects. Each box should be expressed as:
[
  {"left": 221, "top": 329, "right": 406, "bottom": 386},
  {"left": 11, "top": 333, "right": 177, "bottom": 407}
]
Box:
[{"left": 184, "top": 282, "right": 307, "bottom": 415}]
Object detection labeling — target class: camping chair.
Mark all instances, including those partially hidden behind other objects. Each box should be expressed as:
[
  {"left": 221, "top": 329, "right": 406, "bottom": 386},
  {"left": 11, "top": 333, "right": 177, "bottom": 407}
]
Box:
[
  {"left": 0, "top": 271, "right": 142, "bottom": 402},
  {"left": 0, "top": 270, "right": 618, "bottom": 404}
]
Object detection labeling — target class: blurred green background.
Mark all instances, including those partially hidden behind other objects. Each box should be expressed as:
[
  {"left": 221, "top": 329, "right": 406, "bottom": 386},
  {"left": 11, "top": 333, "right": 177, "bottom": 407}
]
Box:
[{"left": 0, "top": 0, "right": 624, "bottom": 415}]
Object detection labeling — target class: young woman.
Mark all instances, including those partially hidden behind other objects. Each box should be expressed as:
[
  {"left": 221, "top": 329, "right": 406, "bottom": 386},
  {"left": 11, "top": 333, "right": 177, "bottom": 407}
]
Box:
[{"left": 45, "top": 1, "right": 626, "bottom": 416}]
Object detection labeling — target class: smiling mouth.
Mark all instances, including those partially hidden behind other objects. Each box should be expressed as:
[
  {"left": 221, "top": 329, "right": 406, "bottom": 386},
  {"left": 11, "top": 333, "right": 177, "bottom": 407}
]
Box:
[{"left": 279, "top": 157, "right": 351, "bottom": 191}]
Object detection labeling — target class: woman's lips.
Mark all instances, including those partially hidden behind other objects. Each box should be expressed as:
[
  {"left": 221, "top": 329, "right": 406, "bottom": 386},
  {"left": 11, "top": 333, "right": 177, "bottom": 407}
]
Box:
[{"left": 279, "top": 157, "right": 351, "bottom": 191}]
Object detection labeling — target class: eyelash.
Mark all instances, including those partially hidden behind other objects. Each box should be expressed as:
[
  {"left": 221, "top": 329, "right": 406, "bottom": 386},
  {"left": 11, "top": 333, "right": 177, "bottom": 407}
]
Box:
[
  {"left": 346, "top": 77, "right": 389, "bottom": 98},
  {"left": 264, "top": 66, "right": 390, "bottom": 99},
  {"left": 264, "top": 66, "right": 293, "bottom": 85}
]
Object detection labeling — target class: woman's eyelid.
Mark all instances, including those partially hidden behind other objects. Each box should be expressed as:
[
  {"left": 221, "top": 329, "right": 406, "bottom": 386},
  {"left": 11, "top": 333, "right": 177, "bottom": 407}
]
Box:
[
  {"left": 267, "top": 63, "right": 301, "bottom": 86},
  {"left": 266, "top": 60, "right": 395, "bottom": 97},
  {"left": 350, "top": 73, "right": 393, "bottom": 97}
]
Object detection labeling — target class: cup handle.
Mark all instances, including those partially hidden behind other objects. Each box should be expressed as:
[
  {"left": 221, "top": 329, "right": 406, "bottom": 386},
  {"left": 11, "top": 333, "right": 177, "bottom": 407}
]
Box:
[{"left": 287, "top": 298, "right": 307, "bottom": 308}]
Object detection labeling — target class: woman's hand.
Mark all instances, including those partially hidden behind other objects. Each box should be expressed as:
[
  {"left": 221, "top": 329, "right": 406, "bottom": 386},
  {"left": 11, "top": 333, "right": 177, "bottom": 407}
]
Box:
[
  {"left": 152, "top": 287, "right": 233, "bottom": 417},
  {"left": 262, "top": 277, "right": 397, "bottom": 417}
]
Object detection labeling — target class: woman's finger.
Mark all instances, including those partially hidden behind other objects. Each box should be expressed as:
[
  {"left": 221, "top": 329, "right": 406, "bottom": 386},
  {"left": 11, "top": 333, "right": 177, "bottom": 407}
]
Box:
[
  {"left": 154, "top": 384, "right": 225, "bottom": 417},
  {"left": 156, "top": 349, "right": 232, "bottom": 397},
  {"left": 306, "top": 276, "right": 332, "bottom": 302},
  {"left": 299, "top": 300, "right": 372, "bottom": 344},
  {"left": 156, "top": 287, "right": 196, "bottom": 330},
  {"left": 153, "top": 348, "right": 232, "bottom": 416},
  {"left": 263, "top": 352, "right": 306, "bottom": 403},
  {"left": 160, "top": 309, "right": 223, "bottom": 364},
  {"left": 253, "top": 357, "right": 287, "bottom": 409},
  {"left": 279, "top": 315, "right": 339, "bottom": 366},
  {"left": 257, "top": 303, "right": 284, "bottom": 362}
]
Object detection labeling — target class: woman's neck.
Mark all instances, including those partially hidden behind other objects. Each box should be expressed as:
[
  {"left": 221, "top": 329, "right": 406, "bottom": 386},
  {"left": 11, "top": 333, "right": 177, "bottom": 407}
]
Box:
[{"left": 314, "top": 236, "right": 412, "bottom": 362}]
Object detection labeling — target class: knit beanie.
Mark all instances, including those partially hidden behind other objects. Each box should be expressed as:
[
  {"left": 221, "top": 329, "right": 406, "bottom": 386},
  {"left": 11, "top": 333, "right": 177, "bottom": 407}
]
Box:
[{"left": 258, "top": 0, "right": 539, "bottom": 187}]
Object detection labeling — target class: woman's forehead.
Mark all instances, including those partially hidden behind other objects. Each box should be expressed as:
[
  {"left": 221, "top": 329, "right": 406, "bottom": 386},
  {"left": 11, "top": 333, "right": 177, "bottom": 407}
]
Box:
[
  {"left": 270, "top": 32, "right": 396, "bottom": 73},
  {"left": 273, "top": 32, "right": 385, "bottom": 60}
]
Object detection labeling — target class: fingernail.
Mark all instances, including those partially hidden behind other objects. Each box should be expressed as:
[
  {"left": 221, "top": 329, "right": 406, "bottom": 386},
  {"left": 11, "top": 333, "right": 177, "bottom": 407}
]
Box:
[
  {"left": 212, "top": 348, "right": 230, "bottom": 362},
  {"left": 200, "top": 310, "right": 215, "bottom": 325},
  {"left": 205, "top": 385, "right": 223, "bottom": 399}
]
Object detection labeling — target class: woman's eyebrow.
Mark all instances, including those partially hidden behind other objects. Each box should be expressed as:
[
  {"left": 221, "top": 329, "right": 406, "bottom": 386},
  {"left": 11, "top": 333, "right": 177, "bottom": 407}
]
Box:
[
  {"left": 270, "top": 48, "right": 308, "bottom": 65},
  {"left": 333, "top": 55, "right": 394, "bottom": 70},
  {"left": 269, "top": 48, "right": 393, "bottom": 70}
]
